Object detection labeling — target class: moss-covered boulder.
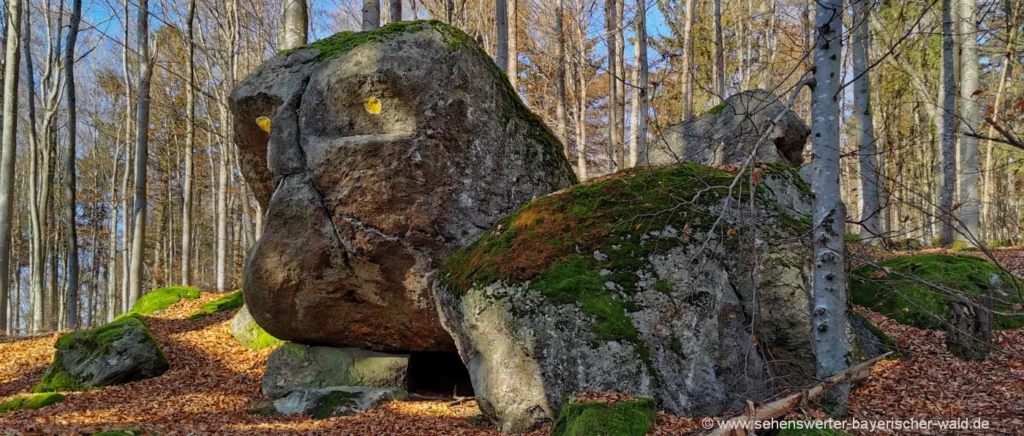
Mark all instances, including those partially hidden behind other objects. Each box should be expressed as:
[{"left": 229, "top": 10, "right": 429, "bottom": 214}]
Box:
[
  {"left": 551, "top": 397, "right": 656, "bottom": 436},
  {"left": 126, "top": 286, "right": 200, "bottom": 316},
  {"left": 33, "top": 314, "right": 168, "bottom": 392},
  {"left": 851, "top": 254, "right": 1024, "bottom": 330},
  {"left": 189, "top": 290, "right": 243, "bottom": 319},
  {"left": 231, "top": 20, "right": 576, "bottom": 352},
  {"left": 262, "top": 343, "right": 408, "bottom": 399},
  {"left": 435, "top": 163, "right": 822, "bottom": 432},
  {"left": 228, "top": 304, "right": 283, "bottom": 350},
  {"left": 0, "top": 393, "right": 65, "bottom": 414}
]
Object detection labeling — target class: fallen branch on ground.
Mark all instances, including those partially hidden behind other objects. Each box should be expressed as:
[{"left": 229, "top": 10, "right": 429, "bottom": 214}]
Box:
[{"left": 708, "top": 352, "right": 894, "bottom": 436}]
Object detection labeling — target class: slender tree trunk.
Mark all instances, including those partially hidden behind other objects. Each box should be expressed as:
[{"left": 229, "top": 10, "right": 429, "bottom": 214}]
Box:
[
  {"left": 181, "top": 0, "right": 197, "bottom": 286},
  {"left": 852, "top": 0, "right": 880, "bottom": 243},
  {"left": 631, "top": 0, "right": 647, "bottom": 167},
  {"left": 713, "top": 0, "right": 724, "bottom": 100},
  {"left": 0, "top": 0, "right": 23, "bottom": 332},
  {"left": 614, "top": 0, "right": 624, "bottom": 170},
  {"left": 605, "top": 0, "right": 618, "bottom": 173},
  {"left": 681, "top": 0, "right": 695, "bottom": 119},
  {"left": 281, "top": 0, "right": 308, "bottom": 49},
  {"left": 129, "top": 0, "right": 153, "bottom": 307},
  {"left": 64, "top": 0, "right": 83, "bottom": 329},
  {"left": 508, "top": 0, "right": 517, "bottom": 88},
  {"left": 23, "top": 4, "right": 46, "bottom": 333},
  {"left": 957, "top": 0, "right": 980, "bottom": 243},
  {"left": 938, "top": 0, "right": 957, "bottom": 246},
  {"left": 575, "top": 0, "right": 588, "bottom": 181},
  {"left": 106, "top": 146, "right": 119, "bottom": 322},
  {"left": 982, "top": 10, "right": 1015, "bottom": 241},
  {"left": 555, "top": 0, "right": 567, "bottom": 152},
  {"left": 496, "top": 0, "right": 508, "bottom": 73},
  {"left": 363, "top": 0, "right": 381, "bottom": 31},
  {"left": 811, "top": 0, "right": 851, "bottom": 415},
  {"left": 390, "top": 0, "right": 402, "bottom": 22}
]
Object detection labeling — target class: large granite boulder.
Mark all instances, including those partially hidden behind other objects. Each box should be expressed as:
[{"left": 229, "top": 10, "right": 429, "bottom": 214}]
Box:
[
  {"left": 643, "top": 90, "right": 809, "bottom": 167},
  {"left": 33, "top": 314, "right": 169, "bottom": 392},
  {"left": 230, "top": 21, "right": 576, "bottom": 351},
  {"left": 262, "top": 343, "right": 409, "bottom": 399},
  {"left": 434, "top": 163, "right": 820, "bottom": 432}
]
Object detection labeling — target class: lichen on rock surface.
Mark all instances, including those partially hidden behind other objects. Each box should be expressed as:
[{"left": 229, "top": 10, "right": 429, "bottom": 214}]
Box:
[
  {"left": 434, "top": 162, "right": 820, "bottom": 432},
  {"left": 33, "top": 314, "right": 168, "bottom": 393},
  {"left": 231, "top": 20, "right": 576, "bottom": 352}
]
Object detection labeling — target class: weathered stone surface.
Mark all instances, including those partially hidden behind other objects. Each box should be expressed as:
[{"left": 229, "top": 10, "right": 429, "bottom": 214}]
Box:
[
  {"left": 643, "top": 90, "right": 809, "bottom": 167},
  {"left": 33, "top": 315, "right": 168, "bottom": 392},
  {"left": 231, "top": 21, "right": 576, "bottom": 352},
  {"left": 262, "top": 343, "right": 408, "bottom": 399},
  {"left": 273, "top": 386, "right": 406, "bottom": 418},
  {"left": 228, "top": 305, "right": 283, "bottom": 350},
  {"left": 434, "top": 163, "right": 819, "bottom": 432}
]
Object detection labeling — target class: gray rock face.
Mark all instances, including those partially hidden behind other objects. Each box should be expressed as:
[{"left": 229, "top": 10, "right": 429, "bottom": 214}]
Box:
[
  {"left": 34, "top": 315, "right": 168, "bottom": 392},
  {"left": 273, "top": 386, "right": 406, "bottom": 418},
  {"left": 228, "top": 305, "right": 282, "bottom": 350},
  {"left": 262, "top": 343, "right": 408, "bottom": 399},
  {"left": 643, "top": 90, "right": 809, "bottom": 167},
  {"left": 231, "top": 21, "right": 576, "bottom": 352},
  {"left": 434, "top": 164, "right": 818, "bottom": 432}
]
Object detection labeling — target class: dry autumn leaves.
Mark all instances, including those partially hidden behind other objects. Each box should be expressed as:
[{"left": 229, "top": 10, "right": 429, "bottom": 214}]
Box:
[{"left": 2, "top": 250, "right": 1023, "bottom": 435}]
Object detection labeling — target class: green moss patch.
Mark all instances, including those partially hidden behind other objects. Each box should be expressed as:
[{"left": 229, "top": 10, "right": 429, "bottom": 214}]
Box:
[
  {"left": 0, "top": 393, "right": 65, "bottom": 414},
  {"left": 125, "top": 286, "right": 200, "bottom": 316},
  {"left": 851, "top": 254, "right": 1024, "bottom": 330},
  {"left": 286, "top": 20, "right": 477, "bottom": 60},
  {"left": 244, "top": 328, "right": 284, "bottom": 350},
  {"left": 189, "top": 291, "right": 244, "bottom": 320},
  {"left": 552, "top": 397, "right": 656, "bottom": 436},
  {"left": 309, "top": 390, "right": 360, "bottom": 419},
  {"left": 33, "top": 314, "right": 168, "bottom": 393}
]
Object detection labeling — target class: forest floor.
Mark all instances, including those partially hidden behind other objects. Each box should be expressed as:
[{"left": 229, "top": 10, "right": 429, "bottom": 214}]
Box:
[{"left": 1, "top": 249, "right": 1023, "bottom": 435}]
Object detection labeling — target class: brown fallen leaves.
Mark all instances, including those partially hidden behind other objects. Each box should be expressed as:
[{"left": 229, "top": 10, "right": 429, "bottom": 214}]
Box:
[{"left": 2, "top": 250, "right": 1024, "bottom": 435}]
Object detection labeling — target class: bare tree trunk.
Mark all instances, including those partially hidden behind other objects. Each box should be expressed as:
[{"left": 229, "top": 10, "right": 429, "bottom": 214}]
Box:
[
  {"left": 390, "top": 0, "right": 402, "bottom": 22},
  {"left": 852, "top": 0, "right": 880, "bottom": 243},
  {"left": 982, "top": 6, "right": 1016, "bottom": 240},
  {"left": 938, "top": 0, "right": 957, "bottom": 246},
  {"left": 630, "top": 0, "right": 647, "bottom": 167},
  {"left": 957, "top": 0, "right": 980, "bottom": 243},
  {"left": 811, "top": 0, "right": 851, "bottom": 415},
  {"left": 64, "top": 0, "right": 83, "bottom": 329},
  {"left": 613, "top": 0, "right": 624, "bottom": 170},
  {"left": 574, "top": 0, "right": 588, "bottom": 181},
  {"left": 363, "top": 0, "right": 381, "bottom": 31},
  {"left": 555, "top": 0, "right": 567, "bottom": 151},
  {"left": 181, "top": 0, "right": 196, "bottom": 286},
  {"left": 713, "top": 0, "right": 724, "bottom": 100},
  {"left": 496, "top": 0, "right": 508, "bottom": 73},
  {"left": 605, "top": 0, "right": 618, "bottom": 173},
  {"left": 508, "top": 0, "right": 518, "bottom": 88},
  {"left": 129, "top": 0, "right": 153, "bottom": 307},
  {"left": 23, "top": 3, "right": 46, "bottom": 333},
  {"left": 106, "top": 147, "right": 119, "bottom": 322},
  {"left": 281, "top": 0, "right": 308, "bottom": 49},
  {"left": 681, "top": 0, "right": 695, "bottom": 119},
  {"left": 0, "top": 0, "right": 23, "bottom": 332}
]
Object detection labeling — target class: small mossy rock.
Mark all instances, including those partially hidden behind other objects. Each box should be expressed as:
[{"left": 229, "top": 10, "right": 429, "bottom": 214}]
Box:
[
  {"left": 0, "top": 393, "right": 65, "bottom": 414},
  {"left": 851, "top": 254, "right": 1024, "bottom": 330},
  {"left": 551, "top": 398, "right": 656, "bottom": 436},
  {"left": 848, "top": 311, "right": 899, "bottom": 360},
  {"left": 644, "top": 90, "right": 809, "bottom": 168},
  {"left": 231, "top": 20, "right": 576, "bottom": 352},
  {"left": 126, "top": 286, "right": 200, "bottom": 316},
  {"left": 434, "top": 163, "right": 823, "bottom": 432},
  {"left": 272, "top": 386, "right": 405, "bottom": 418},
  {"left": 33, "top": 315, "right": 168, "bottom": 392},
  {"left": 229, "top": 305, "right": 283, "bottom": 350},
  {"left": 189, "top": 290, "right": 244, "bottom": 319},
  {"left": 262, "top": 343, "right": 408, "bottom": 399}
]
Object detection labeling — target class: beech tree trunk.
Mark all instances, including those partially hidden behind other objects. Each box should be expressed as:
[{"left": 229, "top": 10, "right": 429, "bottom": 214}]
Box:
[
  {"left": 555, "top": 0, "right": 567, "bottom": 151},
  {"left": 852, "top": 0, "right": 881, "bottom": 243},
  {"left": 957, "top": 0, "right": 980, "bottom": 244},
  {"left": 0, "top": 0, "right": 23, "bottom": 332},
  {"left": 810, "top": 0, "right": 851, "bottom": 415},
  {"left": 363, "top": 0, "right": 380, "bottom": 31},
  {"left": 605, "top": 0, "right": 618, "bottom": 173},
  {"left": 496, "top": 0, "right": 508, "bottom": 73},
  {"left": 390, "top": 0, "right": 402, "bottom": 22},
  {"left": 938, "top": 0, "right": 957, "bottom": 246},
  {"left": 64, "top": 0, "right": 83, "bottom": 329},
  {"left": 181, "top": 0, "right": 196, "bottom": 286},
  {"left": 281, "top": 0, "right": 308, "bottom": 49},
  {"left": 681, "top": 0, "right": 695, "bottom": 119},
  {"left": 713, "top": 0, "right": 724, "bottom": 100},
  {"left": 629, "top": 0, "right": 648, "bottom": 168},
  {"left": 508, "top": 0, "right": 517, "bottom": 88},
  {"left": 129, "top": 0, "right": 153, "bottom": 307}
]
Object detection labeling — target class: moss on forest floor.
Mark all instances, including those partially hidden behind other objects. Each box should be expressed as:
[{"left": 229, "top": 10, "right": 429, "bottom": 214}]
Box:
[
  {"left": 851, "top": 253, "right": 1024, "bottom": 330},
  {"left": 551, "top": 397, "right": 656, "bottom": 436},
  {"left": 0, "top": 392, "right": 65, "bottom": 414},
  {"left": 124, "top": 286, "right": 200, "bottom": 317},
  {"left": 189, "top": 291, "right": 244, "bottom": 319}
]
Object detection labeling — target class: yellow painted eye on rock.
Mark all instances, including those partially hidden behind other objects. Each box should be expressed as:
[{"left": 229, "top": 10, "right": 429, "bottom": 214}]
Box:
[
  {"left": 364, "top": 97, "right": 382, "bottom": 115},
  {"left": 256, "top": 116, "right": 272, "bottom": 133}
]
